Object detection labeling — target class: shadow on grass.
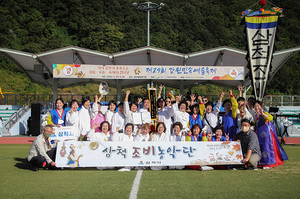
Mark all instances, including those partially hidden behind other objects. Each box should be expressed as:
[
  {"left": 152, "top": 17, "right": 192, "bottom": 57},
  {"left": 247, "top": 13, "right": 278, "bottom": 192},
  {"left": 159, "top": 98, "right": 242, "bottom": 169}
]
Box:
[{"left": 14, "top": 157, "right": 31, "bottom": 170}]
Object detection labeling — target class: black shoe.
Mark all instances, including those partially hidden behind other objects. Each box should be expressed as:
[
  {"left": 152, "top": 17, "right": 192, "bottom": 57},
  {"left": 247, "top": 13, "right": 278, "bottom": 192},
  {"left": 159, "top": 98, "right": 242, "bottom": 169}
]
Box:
[
  {"left": 43, "top": 166, "right": 49, "bottom": 170},
  {"left": 32, "top": 167, "right": 39, "bottom": 172}
]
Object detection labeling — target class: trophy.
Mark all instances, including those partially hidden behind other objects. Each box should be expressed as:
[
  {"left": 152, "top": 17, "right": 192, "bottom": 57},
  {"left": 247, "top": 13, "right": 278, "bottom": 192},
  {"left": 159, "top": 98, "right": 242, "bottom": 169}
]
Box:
[{"left": 148, "top": 87, "right": 157, "bottom": 120}]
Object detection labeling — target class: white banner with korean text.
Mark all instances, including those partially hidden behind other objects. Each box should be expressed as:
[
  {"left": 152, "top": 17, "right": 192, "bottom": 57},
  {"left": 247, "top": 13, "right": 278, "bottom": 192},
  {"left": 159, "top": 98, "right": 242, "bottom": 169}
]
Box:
[
  {"left": 53, "top": 64, "right": 244, "bottom": 80},
  {"left": 55, "top": 141, "right": 243, "bottom": 167},
  {"left": 50, "top": 127, "right": 76, "bottom": 141}
]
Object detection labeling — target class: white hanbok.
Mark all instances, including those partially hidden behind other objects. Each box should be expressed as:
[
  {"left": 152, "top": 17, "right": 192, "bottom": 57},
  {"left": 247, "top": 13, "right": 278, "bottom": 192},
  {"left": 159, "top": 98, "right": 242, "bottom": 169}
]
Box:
[
  {"left": 111, "top": 112, "right": 125, "bottom": 133},
  {"left": 152, "top": 133, "right": 169, "bottom": 142},
  {"left": 151, "top": 132, "right": 168, "bottom": 170},
  {"left": 169, "top": 134, "right": 185, "bottom": 142},
  {"left": 169, "top": 134, "right": 185, "bottom": 170},
  {"left": 65, "top": 110, "right": 80, "bottom": 139},
  {"left": 112, "top": 132, "right": 134, "bottom": 142},
  {"left": 105, "top": 110, "right": 115, "bottom": 125},
  {"left": 157, "top": 106, "right": 173, "bottom": 136},
  {"left": 134, "top": 134, "right": 150, "bottom": 142},
  {"left": 202, "top": 101, "right": 221, "bottom": 133},
  {"left": 124, "top": 101, "right": 142, "bottom": 133},
  {"left": 88, "top": 130, "right": 112, "bottom": 142},
  {"left": 78, "top": 103, "right": 98, "bottom": 136},
  {"left": 139, "top": 108, "right": 152, "bottom": 124},
  {"left": 172, "top": 103, "right": 190, "bottom": 132}
]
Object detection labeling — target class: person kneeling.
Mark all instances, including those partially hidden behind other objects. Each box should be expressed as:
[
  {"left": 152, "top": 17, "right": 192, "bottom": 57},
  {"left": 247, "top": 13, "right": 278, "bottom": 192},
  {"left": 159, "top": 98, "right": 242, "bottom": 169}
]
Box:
[
  {"left": 27, "top": 125, "right": 58, "bottom": 171},
  {"left": 237, "top": 119, "right": 261, "bottom": 170}
]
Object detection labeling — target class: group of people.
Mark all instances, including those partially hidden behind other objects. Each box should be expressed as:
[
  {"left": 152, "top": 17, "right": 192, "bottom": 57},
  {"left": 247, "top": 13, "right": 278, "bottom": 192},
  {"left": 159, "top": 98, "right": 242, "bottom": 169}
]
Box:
[{"left": 27, "top": 85, "right": 288, "bottom": 171}]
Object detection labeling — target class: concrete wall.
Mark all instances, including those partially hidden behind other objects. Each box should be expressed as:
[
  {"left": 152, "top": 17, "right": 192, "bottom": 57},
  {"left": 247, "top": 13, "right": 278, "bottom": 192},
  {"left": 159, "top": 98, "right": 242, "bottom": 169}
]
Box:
[{"left": 9, "top": 109, "right": 31, "bottom": 136}]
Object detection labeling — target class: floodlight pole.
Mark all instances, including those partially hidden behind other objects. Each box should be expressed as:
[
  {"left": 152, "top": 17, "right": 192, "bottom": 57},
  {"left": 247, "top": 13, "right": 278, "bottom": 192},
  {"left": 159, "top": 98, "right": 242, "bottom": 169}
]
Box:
[{"left": 132, "top": 2, "right": 164, "bottom": 46}]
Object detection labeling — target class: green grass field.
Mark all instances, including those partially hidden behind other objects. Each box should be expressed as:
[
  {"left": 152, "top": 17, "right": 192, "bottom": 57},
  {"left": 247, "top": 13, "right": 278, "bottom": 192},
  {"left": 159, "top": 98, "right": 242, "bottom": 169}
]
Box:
[{"left": 0, "top": 144, "right": 299, "bottom": 199}]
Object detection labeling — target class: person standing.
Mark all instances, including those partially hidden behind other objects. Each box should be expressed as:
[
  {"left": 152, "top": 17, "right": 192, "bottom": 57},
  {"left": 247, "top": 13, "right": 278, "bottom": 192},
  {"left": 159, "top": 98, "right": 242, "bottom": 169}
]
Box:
[{"left": 254, "top": 101, "right": 288, "bottom": 168}]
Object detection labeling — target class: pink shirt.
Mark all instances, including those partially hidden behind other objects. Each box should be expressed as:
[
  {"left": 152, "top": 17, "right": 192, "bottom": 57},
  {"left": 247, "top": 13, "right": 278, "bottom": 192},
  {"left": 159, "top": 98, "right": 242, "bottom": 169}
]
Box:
[{"left": 90, "top": 113, "right": 105, "bottom": 133}]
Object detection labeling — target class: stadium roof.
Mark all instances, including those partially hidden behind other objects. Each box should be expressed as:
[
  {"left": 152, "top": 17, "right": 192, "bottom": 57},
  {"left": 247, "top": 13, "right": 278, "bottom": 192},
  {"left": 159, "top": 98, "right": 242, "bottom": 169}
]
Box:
[{"left": 0, "top": 45, "right": 299, "bottom": 100}]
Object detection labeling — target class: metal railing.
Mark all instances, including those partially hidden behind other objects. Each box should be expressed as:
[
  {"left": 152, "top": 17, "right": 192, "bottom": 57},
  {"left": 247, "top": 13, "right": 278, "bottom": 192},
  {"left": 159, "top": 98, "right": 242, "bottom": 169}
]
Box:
[
  {"left": 1, "top": 94, "right": 300, "bottom": 106},
  {"left": 3, "top": 105, "right": 30, "bottom": 135}
]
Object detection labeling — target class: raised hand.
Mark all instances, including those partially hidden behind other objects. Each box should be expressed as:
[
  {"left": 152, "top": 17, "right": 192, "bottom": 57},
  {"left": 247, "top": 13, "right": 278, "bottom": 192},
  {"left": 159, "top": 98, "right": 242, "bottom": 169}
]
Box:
[
  {"left": 237, "top": 85, "right": 243, "bottom": 92},
  {"left": 225, "top": 133, "right": 230, "bottom": 141},
  {"left": 137, "top": 98, "right": 142, "bottom": 104},
  {"left": 228, "top": 90, "right": 233, "bottom": 96},
  {"left": 198, "top": 95, "right": 203, "bottom": 103},
  {"left": 190, "top": 93, "right": 196, "bottom": 102},
  {"left": 159, "top": 84, "right": 164, "bottom": 90}
]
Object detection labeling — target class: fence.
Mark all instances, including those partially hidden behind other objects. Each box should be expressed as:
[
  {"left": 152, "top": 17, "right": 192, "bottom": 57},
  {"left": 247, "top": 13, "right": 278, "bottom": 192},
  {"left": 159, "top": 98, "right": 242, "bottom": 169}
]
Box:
[{"left": 1, "top": 94, "right": 300, "bottom": 107}]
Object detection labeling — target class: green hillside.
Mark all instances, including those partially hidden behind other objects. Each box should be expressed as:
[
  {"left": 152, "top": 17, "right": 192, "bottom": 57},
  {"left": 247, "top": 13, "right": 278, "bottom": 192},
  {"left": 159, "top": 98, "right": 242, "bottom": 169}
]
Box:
[{"left": 0, "top": 0, "right": 299, "bottom": 96}]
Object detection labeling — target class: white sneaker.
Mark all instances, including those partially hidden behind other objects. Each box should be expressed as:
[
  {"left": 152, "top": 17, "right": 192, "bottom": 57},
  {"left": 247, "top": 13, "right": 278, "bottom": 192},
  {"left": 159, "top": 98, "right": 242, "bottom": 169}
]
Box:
[
  {"left": 118, "top": 167, "right": 131, "bottom": 172},
  {"left": 200, "top": 166, "right": 214, "bottom": 171},
  {"left": 263, "top": 167, "right": 273, "bottom": 170}
]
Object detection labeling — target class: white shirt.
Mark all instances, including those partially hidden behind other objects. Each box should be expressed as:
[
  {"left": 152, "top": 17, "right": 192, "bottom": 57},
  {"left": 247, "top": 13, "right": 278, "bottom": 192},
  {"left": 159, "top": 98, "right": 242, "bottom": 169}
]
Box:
[
  {"left": 202, "top": 101, "right": 221, "bottom": 133},
  {"left": 88, "top": 130, "right": 112, "bottom": 142},
  {"left": 172, "top": 103, "right": 189, "bottom": 131},
  {"left": 112, "top": 132, "right": 134, "bottom": 142},
  {"left": 105, "top": 110, "right": 115, "bottom": 125},
  {"left": 78, "top": 103, "right": 98, "bottom": 136},
  {"left": 65, "top": 110, "right": 80, "bottom": 138},
  {"left": 158, "top": 106, "right": 173, "bottom": 136},
  {"left": 111, "top": 112, "right": 125, "bottom": 133},
  {"left": 124, "top": 101, "right": 142, "bottom": 125},
  {"left": 134, "top": 134, "right": 150, "bottom": 142},
  {"left": 139, "top": 107, "right": 152, "bottom": 124},
  {"left": 152, "top": 133, "right": 169, "bottom": 141},
  {"left": 169, "top": 134, "right": 185, "bottom": 142}
]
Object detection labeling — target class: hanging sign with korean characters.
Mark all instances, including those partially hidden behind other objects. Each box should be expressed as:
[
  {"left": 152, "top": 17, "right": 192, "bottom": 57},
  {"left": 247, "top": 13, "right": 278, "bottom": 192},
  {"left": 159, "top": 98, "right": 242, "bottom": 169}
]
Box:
[
  {"left": 55, "top": 141, "right": 244, "bottom": 167},
  {"left": 245, "top": 15, "right": 279, "bottom": 101},
  {"left": 53, "top": 64, "right": 244, "bottom": 80}
]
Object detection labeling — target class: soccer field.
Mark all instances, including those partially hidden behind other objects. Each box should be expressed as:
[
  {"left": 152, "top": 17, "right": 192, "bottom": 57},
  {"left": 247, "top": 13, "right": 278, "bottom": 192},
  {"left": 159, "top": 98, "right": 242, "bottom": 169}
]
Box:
[{"left": 0, "top": 145, "right": 299, "bottom": 199}]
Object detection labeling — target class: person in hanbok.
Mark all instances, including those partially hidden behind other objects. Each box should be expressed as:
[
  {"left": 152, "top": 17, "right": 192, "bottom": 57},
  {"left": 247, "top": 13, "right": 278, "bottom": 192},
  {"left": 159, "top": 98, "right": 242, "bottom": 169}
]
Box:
[
  {"left": 105, "top": 100, "right": 116, "bottom": 125},
  {"left": 186, "top": 124, "right": 202, "bottom": 170},
  {"left": 157, "top": 98, "right": 173, "bottom": 136},
  {"left": 151, "top": 122, "right": 168, "bottom": 170},
  {"left": 124, "top": 90, "right": 142, "bottom": 134},
  {"left": 139, "top": 98, "right": 152, "bottom": 125},
  {"left": 169, "top": 122, "right": 186, "bottom": 142},
  {"left": 222, "top": 90, "right": 238, "bottom": 141},
  {"left": 201, "top": 93, "right": 222, "bottom": 134},
  {"left": 213, "top": 127, "right": 230, "bottom": 141},
  {"left": 111, "top": 102, "right": 125, "bottom": 133},
  {"left": 134, "top": 123, "right": 151, "bottom": 142},
  {"left": 88, "top": 121, "right": 113, "bottom": 170},
  {"left": 169, "top": 122, "right": 185, "bottom": 170},
  {"left": 152, "top": 122, "right": 169, "bottom": 141},
  {"left": 113, "top": 123, "right": 135, "bottom": 172},
  {"left": 78, "top": 95, "right": 98, "bottom": 141},
  {"left": 113, "top": 123, "right": 135, "bottom": 142},
  {"left": 47, "top": 98, "right": 67, "bottom": 127},
  {"left": 65, "top": 99, "right": 80, "bottom": 139},
  {"left": 254, "top": 101, "right": 288, "bottom": 168},
  {"left": 186, "top": 124, "right": 202, "bottom": 141},
  {"left": 172, "top": 95, "right": 190, "bottom": 134},
  {"left": 89, "top": 121, "right": 112, "bottom": 142},
  {"left": 90, "top": 99, "right": 105, "bottom": 133},
  {"left": 189, "top": 104, "right": 203, "bottom": 130}
]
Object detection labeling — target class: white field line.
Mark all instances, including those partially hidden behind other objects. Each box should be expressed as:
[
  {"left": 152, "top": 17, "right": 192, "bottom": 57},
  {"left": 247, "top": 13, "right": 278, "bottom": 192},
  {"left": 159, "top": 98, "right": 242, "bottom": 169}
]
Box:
[
  {"left": 0, "top": 147, "right": 29, "bottom": 148},
  {"left": 129, "top": 170, "right": 143, "bottom": 199}
]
